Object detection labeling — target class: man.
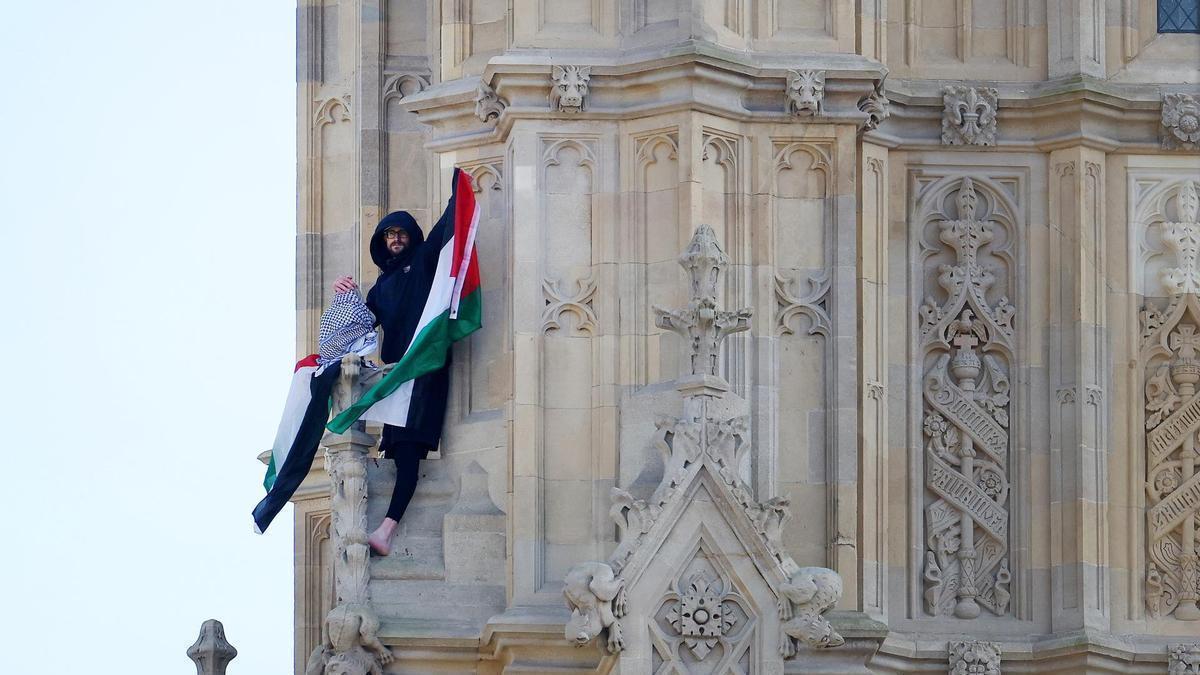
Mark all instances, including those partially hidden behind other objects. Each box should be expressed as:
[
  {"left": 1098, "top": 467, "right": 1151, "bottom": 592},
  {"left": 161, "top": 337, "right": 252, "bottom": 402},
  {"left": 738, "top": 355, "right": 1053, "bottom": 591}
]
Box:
[{"left": 333, "top": 209, "right": 451, "bottom": 556}]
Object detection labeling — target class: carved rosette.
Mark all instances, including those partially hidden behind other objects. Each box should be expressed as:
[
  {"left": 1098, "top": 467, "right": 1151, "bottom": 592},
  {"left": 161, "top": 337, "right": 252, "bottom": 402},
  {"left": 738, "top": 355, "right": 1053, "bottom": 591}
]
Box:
[
  {"left": 658, "top": 572, "right": 746, "bottom": 662},
  {"left": 474, "top": 80, "right": 506, "bottom": 123},
  {"left": 786, "top": 69, "right": 825, "bottom": 116},
  {"left": 941, "top": 86, "right": 998, "bottom": 146},
  {"left": 1142, "top": 294, "right": 1200, "bottom": 621},
  {"left": 949, "top": 640, "right": 1001, "bottom": 675},
  {"left": 1170, "top": 643, "right": 1200, "bottom": 675},
  {"left": 1163, "top": 94, "right": 1200, "bottom": 151},
  {"left": 919, "top": 178, "right": 1014, "bottom": 620},
  {"left": 551, "top": 65, "right": 591, "bottom": 113}
]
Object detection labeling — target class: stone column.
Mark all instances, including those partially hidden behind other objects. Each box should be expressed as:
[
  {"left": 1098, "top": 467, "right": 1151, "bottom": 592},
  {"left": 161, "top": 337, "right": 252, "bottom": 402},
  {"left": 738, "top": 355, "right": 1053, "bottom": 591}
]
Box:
[
  {"left": 1046, "top": 0, "right": 1106, "bottom": 79},
  {"left": 1047, "top": 147, "right": 1110, "bottom": 632}
]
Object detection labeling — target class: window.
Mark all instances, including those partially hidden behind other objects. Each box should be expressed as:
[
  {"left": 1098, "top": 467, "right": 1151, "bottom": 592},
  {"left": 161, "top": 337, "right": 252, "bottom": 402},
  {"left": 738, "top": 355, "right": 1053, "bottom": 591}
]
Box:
[{"left": 1159, "top": 0, "right": 1200, "bottom": 33}]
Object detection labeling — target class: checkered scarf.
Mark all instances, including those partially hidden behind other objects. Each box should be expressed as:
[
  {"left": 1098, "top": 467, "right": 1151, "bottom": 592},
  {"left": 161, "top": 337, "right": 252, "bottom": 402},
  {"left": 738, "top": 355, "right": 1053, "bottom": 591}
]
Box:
[{"left": 317, "top": 290, "right": 378, "bottom": 366}]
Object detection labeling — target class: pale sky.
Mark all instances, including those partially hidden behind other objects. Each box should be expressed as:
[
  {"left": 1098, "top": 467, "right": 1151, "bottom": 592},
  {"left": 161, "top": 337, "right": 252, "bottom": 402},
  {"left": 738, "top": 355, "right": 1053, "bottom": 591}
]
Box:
[{"left": 1, "top": 2, "right": 298, "bottom": 672}]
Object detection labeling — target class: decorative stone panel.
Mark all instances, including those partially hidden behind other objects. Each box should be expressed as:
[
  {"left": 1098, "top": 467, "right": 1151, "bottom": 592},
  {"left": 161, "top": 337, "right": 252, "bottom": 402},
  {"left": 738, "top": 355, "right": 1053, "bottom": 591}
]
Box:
[
  {"left": 941, "top": 86, "right": 998, "bottom": 146},
  {"left": 917, "top": 177, "right": 1015, "bottom": 620}
]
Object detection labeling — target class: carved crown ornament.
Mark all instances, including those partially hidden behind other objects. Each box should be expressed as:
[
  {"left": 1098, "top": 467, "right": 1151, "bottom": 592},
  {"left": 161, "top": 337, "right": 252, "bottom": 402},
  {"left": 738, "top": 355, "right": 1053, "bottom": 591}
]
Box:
[{"left": 561, "top": 226, "right": 846, "bottom": 665}]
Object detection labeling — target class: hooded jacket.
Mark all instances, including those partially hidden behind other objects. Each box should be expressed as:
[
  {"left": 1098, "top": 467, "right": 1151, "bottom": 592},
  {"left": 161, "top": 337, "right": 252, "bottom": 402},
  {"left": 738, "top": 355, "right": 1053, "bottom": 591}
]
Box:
[{"left": 365, "top": 210, "right": 451, "bottom": 453}]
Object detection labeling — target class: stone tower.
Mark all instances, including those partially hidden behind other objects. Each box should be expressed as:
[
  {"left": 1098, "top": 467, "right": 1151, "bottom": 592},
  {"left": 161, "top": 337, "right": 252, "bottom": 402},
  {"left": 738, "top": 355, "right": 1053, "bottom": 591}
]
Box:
[{"left": 292, "top": 1, "right": 1200, "bottom": 673}]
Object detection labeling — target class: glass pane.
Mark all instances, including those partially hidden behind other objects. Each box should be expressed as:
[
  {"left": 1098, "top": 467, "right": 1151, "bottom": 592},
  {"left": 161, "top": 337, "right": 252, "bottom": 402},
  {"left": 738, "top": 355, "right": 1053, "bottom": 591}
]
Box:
[{"left": 1159, "top": 0, "right": 1200, "bottom": 33}]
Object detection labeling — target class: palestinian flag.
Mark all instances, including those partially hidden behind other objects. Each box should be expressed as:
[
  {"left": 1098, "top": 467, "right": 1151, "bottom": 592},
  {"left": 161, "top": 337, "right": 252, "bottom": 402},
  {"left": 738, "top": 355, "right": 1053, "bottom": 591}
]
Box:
[
  {"left": 327, "top": 167, "right": 482, "bottom": 433},
  {"left": 252, "top": 356, "right": 341, "bottom": 534}
]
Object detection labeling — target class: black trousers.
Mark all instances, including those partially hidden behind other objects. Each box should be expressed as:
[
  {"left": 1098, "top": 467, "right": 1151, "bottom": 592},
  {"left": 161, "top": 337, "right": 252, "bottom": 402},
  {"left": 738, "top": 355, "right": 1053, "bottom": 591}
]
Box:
[{"left": 380, "top": 428, "right": 433, "bottom": 522}]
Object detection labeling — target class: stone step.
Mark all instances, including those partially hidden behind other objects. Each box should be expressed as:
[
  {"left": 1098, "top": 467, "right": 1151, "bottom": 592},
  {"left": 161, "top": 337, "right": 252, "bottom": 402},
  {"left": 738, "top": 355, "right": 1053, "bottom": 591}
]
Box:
[
  {"left": 371, "top": 536, "right": 445, "bottom": 580},
  {"left": 372, "top": 581, "right": 506, "bottom": 625}
]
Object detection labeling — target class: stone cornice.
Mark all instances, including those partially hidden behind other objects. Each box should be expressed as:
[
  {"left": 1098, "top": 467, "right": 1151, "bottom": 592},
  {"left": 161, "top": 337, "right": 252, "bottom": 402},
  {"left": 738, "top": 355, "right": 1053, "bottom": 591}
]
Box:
[{"left": 399, "top": 44, "right": 1200, "bottom": 153}]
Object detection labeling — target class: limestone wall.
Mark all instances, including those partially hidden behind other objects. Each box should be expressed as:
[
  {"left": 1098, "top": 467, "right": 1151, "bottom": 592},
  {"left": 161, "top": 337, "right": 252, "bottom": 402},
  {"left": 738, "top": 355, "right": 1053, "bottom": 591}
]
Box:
[{"left": 294, "top": 1, "right": 1200, "bottom": 672}]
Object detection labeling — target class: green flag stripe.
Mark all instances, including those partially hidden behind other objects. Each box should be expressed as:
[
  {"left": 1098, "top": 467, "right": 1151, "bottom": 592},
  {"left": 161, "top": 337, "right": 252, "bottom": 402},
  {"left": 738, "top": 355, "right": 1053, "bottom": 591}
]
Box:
[{"left": 326, "top": 289, "right": 482, "bottom": 434}]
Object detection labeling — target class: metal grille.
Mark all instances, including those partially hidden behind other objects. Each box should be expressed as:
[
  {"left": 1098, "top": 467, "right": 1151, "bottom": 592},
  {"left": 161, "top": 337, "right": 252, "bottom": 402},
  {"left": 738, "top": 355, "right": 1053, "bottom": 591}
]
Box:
[{"left": 1159, "top": 0, "right": 1200, "bottom": 33}]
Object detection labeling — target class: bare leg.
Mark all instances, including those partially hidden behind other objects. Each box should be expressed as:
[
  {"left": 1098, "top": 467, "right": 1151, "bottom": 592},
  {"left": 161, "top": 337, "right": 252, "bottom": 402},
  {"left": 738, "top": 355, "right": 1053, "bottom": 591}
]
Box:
[{"left": 368, "top": 518, "right": 398, "bottom": 556}]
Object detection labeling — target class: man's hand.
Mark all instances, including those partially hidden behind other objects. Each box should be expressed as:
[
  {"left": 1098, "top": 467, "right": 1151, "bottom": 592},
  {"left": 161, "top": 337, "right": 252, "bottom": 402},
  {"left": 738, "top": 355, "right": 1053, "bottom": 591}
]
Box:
[{"left": 333, "top": 275, "right": 358, "bottom": 294}]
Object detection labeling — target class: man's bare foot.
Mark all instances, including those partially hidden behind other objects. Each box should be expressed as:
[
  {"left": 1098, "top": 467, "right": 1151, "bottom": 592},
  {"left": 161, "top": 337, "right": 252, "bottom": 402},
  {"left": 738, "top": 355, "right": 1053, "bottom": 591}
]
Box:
[{"left": 367, "top": 517, "right": 399, "bottom": 556}]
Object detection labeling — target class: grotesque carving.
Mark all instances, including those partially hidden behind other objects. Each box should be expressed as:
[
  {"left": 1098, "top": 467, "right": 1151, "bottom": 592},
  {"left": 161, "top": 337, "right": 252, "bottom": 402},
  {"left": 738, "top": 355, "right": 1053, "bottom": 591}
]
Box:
[
  {"left": 564, "top": 561, "right": 627, "bottom": 654},
  {"left": 1170, "top": 643, "right": 1200, "bottom": 675},
  {"left": 941, "top": 86, "right": 998, "bottom": 146},
  {"left": 778, "top": 566, "right": 845, "bottom": 655},
  {"left": 1163, "top": 94, "right": 1200, "bottom": 151},
  {"left": 949, "top": 640, "right": 1001, "bottom": 675},
  {"left": 305, "top": 605, "right": 393, "bottom": 675},
  {"left": 859, "top": 74, "right": 890, "bottom": 131},
  {"left": 919, "top": 178, "right": 1014, "bottom": 620},
  {"left": 786, "top": 69, "right": 825, "bottom": 116},
  {"left": 551, "top": 65, "right": 591, "bottom": 113},
  {"left": 474, "top": 80, "right": 506, "bottom": 123}
]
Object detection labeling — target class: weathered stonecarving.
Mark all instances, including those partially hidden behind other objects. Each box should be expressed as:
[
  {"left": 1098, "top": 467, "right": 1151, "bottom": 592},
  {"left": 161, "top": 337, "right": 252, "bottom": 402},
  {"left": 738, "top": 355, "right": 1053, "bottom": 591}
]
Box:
[
  {"left": 563, "top": 226, "right": 844, "bottom": 672},
  {"left": 941, "top": 86, "right": 998, "bottom": 146},
  {"left": 785, "top": 69, "right": 824, "bottom": 116},
  {"left": 550, "top": 65, "right": 591, "bottom": 113},
  {"left": 918, "top": 178, "right": 1014, "bottom": 620}
]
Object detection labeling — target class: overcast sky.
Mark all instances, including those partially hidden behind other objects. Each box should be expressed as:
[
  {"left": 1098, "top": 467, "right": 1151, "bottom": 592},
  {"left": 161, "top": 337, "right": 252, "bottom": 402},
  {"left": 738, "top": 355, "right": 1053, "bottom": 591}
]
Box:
[{"left": 1, "top": 2, "right": 298, "bottom": 671}]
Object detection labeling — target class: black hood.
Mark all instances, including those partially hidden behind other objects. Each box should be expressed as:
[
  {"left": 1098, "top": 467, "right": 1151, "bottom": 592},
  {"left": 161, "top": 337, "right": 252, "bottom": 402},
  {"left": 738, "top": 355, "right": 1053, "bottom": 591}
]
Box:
[{"left": 369, "top": 211, "right": 425, "bottom": 271}]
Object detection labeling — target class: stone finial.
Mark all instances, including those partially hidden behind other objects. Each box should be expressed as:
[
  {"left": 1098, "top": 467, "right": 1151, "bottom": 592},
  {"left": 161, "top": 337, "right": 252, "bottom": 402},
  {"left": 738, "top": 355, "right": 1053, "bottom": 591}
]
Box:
[
  {"left": 187, "top": 620, "right": 237, "bottom": 675},
  {"left": 653, "top": 225, "right": 752, "bottom": 388},
  {"left": 948, "top": 640, "right": 1001, "bottom": 675},
  {"left": 551, "top": 65, "right": 591, "bottom": 113},
  {"left": 786, "top": 70, "right": 825, "bottom": 116},
  {"left": 1162, "top": 93, "right": 1200, "bottom": 151},
  {"left": 475, "top": 80, "right": 506, "bottom": 123},
  {"left": 941, "top": 86, "right": 998, "bottom": 146}
]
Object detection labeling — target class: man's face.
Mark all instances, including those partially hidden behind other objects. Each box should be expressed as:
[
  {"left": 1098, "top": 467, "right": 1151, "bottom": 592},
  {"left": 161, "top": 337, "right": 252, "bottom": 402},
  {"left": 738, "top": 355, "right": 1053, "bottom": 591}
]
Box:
[{"left": 384, "top": 227, "right": 410, "bottom": 255}]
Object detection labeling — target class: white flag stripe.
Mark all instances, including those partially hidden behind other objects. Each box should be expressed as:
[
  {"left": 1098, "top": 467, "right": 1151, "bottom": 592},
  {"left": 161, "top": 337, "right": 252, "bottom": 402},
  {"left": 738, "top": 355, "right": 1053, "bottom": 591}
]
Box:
[
  {"left": 361, "top": 378, "right": 416, "bottom": 426},
  {"left": 269, "top": 365, "right": 319, "bottom": 472}
]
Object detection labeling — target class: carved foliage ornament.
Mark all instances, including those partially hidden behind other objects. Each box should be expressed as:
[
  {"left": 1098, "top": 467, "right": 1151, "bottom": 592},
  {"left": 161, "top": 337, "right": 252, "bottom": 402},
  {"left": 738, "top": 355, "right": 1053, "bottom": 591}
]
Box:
[
  {"left": 786, "top": 69, "right": 825, "bottom": 116},
  {"left": 941, "top": 86, "right": 998, "bottom": 146},
  {"left": 1162, "top": 182, "right": 1200, "bottom": 295},
  {"left": 949, "top": 640, "right": 1001, "bottom": 675},
  {"left": 1170, "top": 643, "right": 1200, "bottom": 675},
  {"left": 663, "top": 573, "right": 742, "bottom": 659},
  {"left": 474, "top": 80, "right": 506, "bottom": 123},
  {"left": 919, "top": 178, "right": 1014, "bottom": 620},
  {"left": 551, "top": 65, "right": 591, "bottom": 113},
  {"left": 1163, "top": 94, "right": 1200, "bottom": 151},
  {"left": 1142, "top": 293, "right": 1200, "bottom": 621}
]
